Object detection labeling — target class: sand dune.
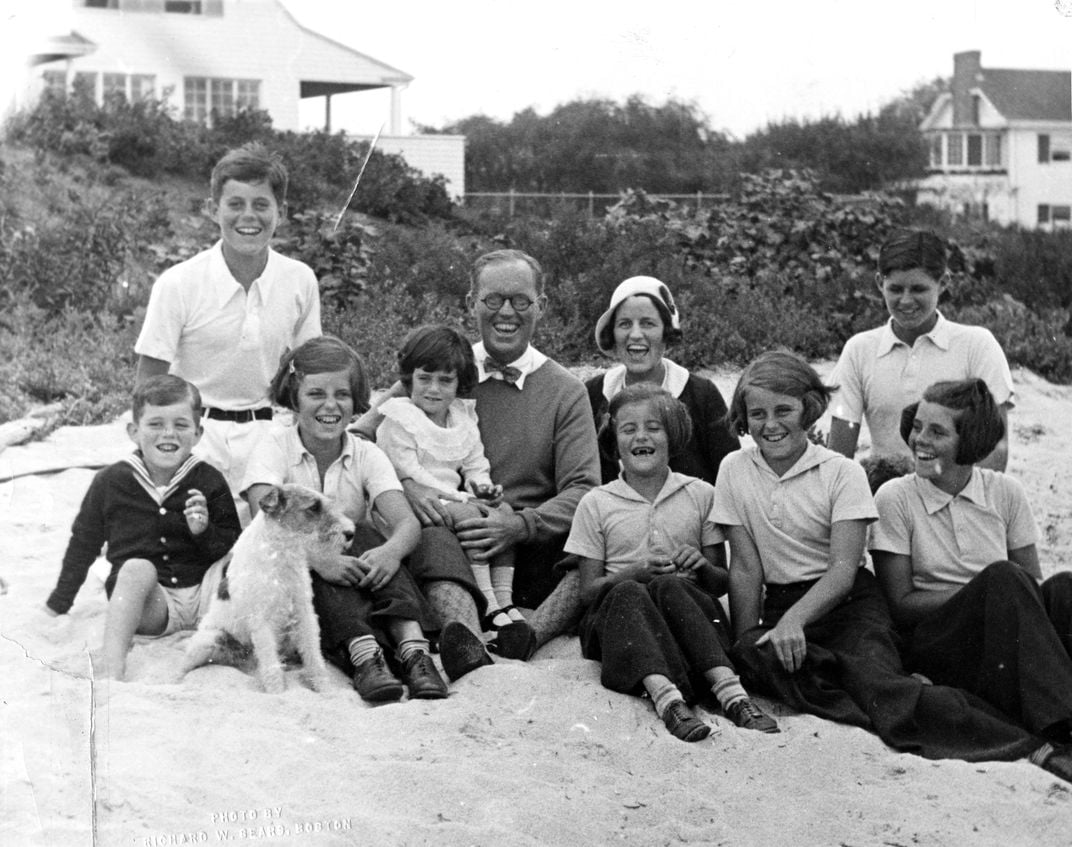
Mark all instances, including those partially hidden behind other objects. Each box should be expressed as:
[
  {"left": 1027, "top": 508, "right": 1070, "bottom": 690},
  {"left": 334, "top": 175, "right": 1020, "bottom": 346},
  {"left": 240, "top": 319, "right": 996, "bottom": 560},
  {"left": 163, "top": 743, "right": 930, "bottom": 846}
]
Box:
[{"left": 2, "top": 366, "right": 1071, "bottom": 846}]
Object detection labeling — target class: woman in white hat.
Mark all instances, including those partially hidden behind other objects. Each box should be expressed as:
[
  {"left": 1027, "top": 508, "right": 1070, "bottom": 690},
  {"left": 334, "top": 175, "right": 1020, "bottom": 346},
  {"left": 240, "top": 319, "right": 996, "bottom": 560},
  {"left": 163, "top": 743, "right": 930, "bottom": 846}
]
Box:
[{"left": 586, "top": 276, "right": 739, "bottom": 485}]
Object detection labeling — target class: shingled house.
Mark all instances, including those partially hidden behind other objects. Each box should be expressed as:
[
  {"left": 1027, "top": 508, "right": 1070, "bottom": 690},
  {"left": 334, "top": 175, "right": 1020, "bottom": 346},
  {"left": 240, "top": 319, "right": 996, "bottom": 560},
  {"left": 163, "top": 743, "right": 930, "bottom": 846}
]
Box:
[{"left": 917, "top": 50, "right": 1072, "bottom": 229}]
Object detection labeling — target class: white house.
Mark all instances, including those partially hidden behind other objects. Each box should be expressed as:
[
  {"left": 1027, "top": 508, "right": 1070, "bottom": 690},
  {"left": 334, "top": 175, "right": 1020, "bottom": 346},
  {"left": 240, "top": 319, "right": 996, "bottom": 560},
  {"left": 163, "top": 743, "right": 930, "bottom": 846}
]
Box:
[
  {"left": 17, "top": 0, "right": 465, "bottom": 195},
  {"left": 917, "top": 50, "right": 1072, "bottom": 229}
]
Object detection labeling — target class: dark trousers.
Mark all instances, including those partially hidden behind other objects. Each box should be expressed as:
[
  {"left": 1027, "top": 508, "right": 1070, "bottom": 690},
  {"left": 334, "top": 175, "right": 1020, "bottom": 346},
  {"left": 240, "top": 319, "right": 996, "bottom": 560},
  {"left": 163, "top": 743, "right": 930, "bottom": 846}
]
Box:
[
  {"left": 407, "top": 525, "right": 568, "bottom": 612},
  {"left": 312, "top": 523, "right": 434, "bottom": 673},
  {"left": 732, "top": 568, "right": 1038, "bottom": 762},
  {"left": 907, "top": 561, "right": 1072, "bottom": 741},
  {"left": 580, "top": 575, "right": 733, "bottom": 704},
  {"left": 1041, "top": 570, "right": 1072, "bottom": 659}
]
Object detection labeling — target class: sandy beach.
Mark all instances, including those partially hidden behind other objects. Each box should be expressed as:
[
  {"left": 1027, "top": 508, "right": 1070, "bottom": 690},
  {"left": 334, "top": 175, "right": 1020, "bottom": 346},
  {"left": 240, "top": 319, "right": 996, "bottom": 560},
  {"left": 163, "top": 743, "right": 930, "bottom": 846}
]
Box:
[{"left": 2, "top": 365, "right": 1071, "bottom": 847}]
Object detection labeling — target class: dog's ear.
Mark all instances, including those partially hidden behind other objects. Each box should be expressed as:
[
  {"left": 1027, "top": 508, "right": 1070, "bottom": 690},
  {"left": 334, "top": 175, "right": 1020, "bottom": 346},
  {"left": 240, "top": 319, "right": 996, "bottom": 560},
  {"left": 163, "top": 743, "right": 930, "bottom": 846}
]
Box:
[
  {"left": 292, "top": 489, "right": 323, "bottom": 514},
  {"left": 257, "top": 485, "right": 285, "bottom": 517}
]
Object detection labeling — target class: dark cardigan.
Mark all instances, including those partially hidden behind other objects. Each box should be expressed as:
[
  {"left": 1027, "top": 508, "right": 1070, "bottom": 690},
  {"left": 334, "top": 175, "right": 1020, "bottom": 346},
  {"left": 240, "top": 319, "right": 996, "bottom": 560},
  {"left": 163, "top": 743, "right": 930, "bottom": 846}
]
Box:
[
  {"left": 585, "top": 371, "right": 740, "bottom": 485},
  {"left": 47, "top": 458, "right": 240, "bottom": 614}
]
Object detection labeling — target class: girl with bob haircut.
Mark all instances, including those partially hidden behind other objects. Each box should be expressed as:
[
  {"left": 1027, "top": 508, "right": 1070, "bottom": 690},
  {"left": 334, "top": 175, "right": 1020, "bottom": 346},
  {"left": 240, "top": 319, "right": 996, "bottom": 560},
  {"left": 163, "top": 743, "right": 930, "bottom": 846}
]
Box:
[
  {"left": 828, "top": 229, "right": 1013, "bottom": 471},
  {"left": 714, "top": 352, "right": 1051, "bottom": 767},
  {"left": 896, "top": 378, "right": 1005, "bottom": 465},
  {"left": 269, "top": 335, "right": 370, "bottom": 413},
  {"left": 244, "top": 335, "right": 449, "bottom": 704},
  {"left": 596, "top": 381, "right": 692, "bottom": 467},
  {"left": 725, "top": 350, "right": 833, "bottom": 437},
  {"left": 871, "top": 378, "right": 1072, "bottom": 782},
  {"left": 375, "top": 325, "right": 536, "bottom": 657},
  {"left": 566, "top": 384, "right": 778, "bottom": 742}
]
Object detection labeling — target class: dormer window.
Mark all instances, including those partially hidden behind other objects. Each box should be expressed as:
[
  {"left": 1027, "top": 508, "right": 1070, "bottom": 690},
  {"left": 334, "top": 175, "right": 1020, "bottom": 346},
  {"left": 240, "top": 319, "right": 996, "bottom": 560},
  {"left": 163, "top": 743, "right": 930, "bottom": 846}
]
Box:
[
  {"left": 165, "top": 1, "right": 203, "bottom": 12},
  {"left": 971, "top": 94, "right": 981, "bottom": 126}
]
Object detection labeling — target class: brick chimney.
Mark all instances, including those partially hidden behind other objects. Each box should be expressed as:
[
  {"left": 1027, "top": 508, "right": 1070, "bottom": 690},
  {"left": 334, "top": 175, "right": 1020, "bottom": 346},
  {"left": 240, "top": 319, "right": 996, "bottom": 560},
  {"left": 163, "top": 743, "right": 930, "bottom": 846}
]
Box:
[{"left": 952, "top": 50, "right": 982, "bottom": 126}]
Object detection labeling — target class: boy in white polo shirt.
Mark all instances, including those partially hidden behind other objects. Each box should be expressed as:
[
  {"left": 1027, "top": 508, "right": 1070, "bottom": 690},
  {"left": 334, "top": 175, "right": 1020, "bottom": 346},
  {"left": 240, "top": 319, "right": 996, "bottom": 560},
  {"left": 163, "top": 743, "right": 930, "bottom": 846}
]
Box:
[{"left": 135, "top": 143, "right": 321, "bottom": 520}]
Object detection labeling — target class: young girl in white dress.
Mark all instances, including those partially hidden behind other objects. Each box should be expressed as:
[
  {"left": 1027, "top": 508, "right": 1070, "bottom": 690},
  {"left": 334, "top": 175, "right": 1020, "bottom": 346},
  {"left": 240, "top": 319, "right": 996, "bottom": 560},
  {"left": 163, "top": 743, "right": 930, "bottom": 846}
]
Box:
[{"left": 376, "top": 325, "right": 535, "bottom": 654}]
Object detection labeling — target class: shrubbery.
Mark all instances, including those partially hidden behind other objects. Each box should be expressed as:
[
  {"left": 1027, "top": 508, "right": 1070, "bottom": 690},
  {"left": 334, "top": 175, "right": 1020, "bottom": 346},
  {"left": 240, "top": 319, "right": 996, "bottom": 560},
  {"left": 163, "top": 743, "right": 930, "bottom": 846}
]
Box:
[
  {"left": 3, "top": 115, "right": 1072, "bottom": 427},
  {"left": 6, "top": 90, "right": 453, "bottom": 222},
  {"left": 0, "top": 293, "right": 139, "bottom": 425}
]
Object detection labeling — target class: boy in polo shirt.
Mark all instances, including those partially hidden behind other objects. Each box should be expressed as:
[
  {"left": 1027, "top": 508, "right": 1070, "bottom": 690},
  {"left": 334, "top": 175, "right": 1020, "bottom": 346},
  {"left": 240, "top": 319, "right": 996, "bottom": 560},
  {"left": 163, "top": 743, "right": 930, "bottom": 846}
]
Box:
[
  {"left": 45, "top": 376, "right": 241, "bottom": 681},
  {"left": 135, "top": 143, "right": 322, "bottom": 520}
]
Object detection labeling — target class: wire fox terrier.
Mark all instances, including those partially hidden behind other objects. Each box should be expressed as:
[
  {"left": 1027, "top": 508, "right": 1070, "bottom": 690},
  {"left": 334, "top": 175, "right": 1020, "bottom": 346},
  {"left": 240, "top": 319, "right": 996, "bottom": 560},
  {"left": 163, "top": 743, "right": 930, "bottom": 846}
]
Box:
[{"left": 182, "top": 484, "right": 354, "bottom": 693}]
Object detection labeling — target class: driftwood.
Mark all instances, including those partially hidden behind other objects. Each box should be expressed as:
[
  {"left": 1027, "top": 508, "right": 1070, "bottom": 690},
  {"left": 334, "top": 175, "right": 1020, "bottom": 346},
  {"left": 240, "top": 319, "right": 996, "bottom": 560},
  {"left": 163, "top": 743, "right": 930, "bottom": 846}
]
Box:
[{"left": 0, "top": 403, "right": 64, "bottom": 452}]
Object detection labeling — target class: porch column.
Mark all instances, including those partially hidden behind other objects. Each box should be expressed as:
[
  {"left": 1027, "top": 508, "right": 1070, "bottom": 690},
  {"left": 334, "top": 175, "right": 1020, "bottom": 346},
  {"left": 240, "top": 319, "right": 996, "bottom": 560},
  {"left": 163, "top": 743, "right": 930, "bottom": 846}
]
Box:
[
  {"left": 390, "top": 85, "right": 403, "bottom": 135},
  {"left": 324, "top": 92, "right": 332, "bottom": 132}
]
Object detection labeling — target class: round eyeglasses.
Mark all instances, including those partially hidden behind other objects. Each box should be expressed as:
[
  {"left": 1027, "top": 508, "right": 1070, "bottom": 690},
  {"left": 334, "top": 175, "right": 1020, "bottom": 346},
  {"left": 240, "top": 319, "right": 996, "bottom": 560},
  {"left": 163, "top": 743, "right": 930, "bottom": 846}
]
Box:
[{"left": 478, "top": 293, "right": 535, "bottom": 312}]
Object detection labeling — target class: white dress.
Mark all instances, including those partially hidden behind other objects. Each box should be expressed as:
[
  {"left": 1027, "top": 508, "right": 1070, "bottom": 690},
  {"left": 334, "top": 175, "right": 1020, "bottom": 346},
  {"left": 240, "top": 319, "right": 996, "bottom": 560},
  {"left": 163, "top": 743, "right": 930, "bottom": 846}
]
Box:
[{"left": 376, "top": 397, "right": 493, "bottom": 501}]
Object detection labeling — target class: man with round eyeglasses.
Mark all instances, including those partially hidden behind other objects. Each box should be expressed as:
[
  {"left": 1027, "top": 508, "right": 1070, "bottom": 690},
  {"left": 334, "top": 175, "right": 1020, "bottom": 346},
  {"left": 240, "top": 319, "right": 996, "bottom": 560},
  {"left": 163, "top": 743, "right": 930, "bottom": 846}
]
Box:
[{"left": 356, "top": 249, "right": 600, "bottom": 681}]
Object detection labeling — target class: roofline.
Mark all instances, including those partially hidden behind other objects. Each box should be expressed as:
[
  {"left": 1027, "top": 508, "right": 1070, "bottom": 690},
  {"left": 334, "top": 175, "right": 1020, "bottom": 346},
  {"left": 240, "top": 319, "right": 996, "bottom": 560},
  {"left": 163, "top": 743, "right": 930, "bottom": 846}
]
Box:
[
  {"left": 276, "top": 0, "right": 413, "bottom": 85},
  {"left": 919, "top": 92, "right": 951, "bottom": 131},
  {"left": 979, "top": 66, "right": 1070, "bottom": 77}
]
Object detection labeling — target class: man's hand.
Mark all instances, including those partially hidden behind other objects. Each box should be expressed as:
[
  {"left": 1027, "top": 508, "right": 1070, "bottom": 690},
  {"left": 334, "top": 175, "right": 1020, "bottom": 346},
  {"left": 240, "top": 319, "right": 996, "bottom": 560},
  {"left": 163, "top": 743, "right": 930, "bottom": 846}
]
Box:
[{"left": 454, "top": 503, "right": 525, "bottom": 560}]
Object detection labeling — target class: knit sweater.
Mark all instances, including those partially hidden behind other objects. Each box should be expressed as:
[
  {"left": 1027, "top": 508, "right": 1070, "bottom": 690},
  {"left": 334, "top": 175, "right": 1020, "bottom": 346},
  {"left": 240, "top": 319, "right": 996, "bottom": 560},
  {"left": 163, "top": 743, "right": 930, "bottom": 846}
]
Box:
[
  {"left": 472, "top": 357, "right": 599, "bottom": 544},
  {"left": 47, "top": 455, "right": 241, "bottom": 614}
]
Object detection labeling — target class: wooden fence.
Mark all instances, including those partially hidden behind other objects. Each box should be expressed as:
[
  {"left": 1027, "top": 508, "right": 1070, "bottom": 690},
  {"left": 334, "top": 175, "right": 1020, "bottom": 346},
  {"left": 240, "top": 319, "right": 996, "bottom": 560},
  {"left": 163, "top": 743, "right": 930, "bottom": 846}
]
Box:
[
  {"left": 463, "top": 190, "right": 728, "bottom": 218},
  {"left": 463, "top": 190, "right": 873, "bottom": 218}
]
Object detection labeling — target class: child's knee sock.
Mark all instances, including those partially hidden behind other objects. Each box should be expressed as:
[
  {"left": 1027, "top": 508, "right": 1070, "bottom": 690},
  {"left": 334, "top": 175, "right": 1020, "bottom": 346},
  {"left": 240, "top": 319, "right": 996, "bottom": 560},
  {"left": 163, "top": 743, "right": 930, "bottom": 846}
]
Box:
[
  {"left": 643, "top": 674, "right": 685, "bottom": 718},
  {"left": 491, "top": 565, "right": 525, "bottom": 622},
  {"left": 469, "top": 562, "right": 510, "bottom": 627},
  {"left": 347, "top": 635, "right": 381, "bottom": 669},
  {"left": 707, "top": 665, "right": 748, "bottom": 710}
]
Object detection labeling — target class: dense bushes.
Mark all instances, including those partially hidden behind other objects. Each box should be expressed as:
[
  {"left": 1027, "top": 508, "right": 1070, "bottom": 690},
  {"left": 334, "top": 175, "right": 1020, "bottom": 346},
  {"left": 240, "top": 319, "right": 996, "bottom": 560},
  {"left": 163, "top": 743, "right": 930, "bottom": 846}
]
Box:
[
  {"left": 3, "top": 128, "right": 1072, "bottom": 426},
  {"left": 0, "top": 293, "right": 139, "bottom": 425},
  {"left": 6, "top": 90, "right": 453, "bottom": 222}
]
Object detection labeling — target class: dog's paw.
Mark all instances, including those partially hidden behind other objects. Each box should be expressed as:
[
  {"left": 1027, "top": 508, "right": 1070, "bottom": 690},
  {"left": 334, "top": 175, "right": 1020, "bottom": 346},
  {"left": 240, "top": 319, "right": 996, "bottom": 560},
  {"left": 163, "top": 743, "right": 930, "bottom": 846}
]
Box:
[{"left": 303, "top": 672, "right": 331, "bottom": 693}]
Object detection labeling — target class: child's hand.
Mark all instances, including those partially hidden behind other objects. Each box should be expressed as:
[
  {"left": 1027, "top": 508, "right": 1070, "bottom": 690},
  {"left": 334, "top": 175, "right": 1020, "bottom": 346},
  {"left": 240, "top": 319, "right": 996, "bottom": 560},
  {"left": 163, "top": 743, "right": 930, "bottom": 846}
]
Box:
[
  {"left": 311, "top": 555, "right": 367, "bottom": 587},
  {"left": 184, "top": 489, "right": 210, "bottom": 536},
  {"left": 42, "top": 604, "right": 60, "bottom": 617},
  {"left": 669, "top": 545, "right": 708, "bottom": 573},
  {"left": 468, "top": 482, "right": 504, "bottom": 506},
  {"left": 757, "top": 615, "right": 808, "bottom": 673},
  {"left": 627, "top": 559, "right": 675, "bottom": 582},
  {"left": 357, "top": 546, "right": 401, "bottom": 591}
]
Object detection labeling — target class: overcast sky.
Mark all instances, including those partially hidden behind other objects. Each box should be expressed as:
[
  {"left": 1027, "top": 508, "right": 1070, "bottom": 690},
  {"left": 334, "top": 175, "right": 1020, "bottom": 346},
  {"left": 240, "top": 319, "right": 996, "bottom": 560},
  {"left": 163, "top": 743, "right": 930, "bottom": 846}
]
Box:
[{"left": 285, "top": 0, "right": 1072, "bottom": 139}]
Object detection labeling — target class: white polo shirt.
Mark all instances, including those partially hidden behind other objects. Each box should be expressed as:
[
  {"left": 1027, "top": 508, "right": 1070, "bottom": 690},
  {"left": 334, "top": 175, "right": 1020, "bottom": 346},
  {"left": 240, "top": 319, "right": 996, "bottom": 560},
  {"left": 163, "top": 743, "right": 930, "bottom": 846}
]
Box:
[
  {"left": 829, "top": 314, "right": 1013, "bottom": 461},
  {"left": 712, "top": 442, "right": 877, "bottom": 585},
  {"left": 565, "top": 472, "right": 723, "bottom": 575},
  {"left": 241, "top": 423, "right": 402, "bottom": 527},
  {"left": 135, "top": 242, "right": 321, "bottom": 410},
  {"left": 870, "top": 469, "right": 1038, "bottom": 591}
]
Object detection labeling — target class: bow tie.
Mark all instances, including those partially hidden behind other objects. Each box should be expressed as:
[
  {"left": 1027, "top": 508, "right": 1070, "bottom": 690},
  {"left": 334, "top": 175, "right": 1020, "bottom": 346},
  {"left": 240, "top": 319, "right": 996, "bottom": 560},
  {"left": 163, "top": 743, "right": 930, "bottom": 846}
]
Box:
[{"left": 484, "top": 358, "right": 522, "bottom": 385}]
